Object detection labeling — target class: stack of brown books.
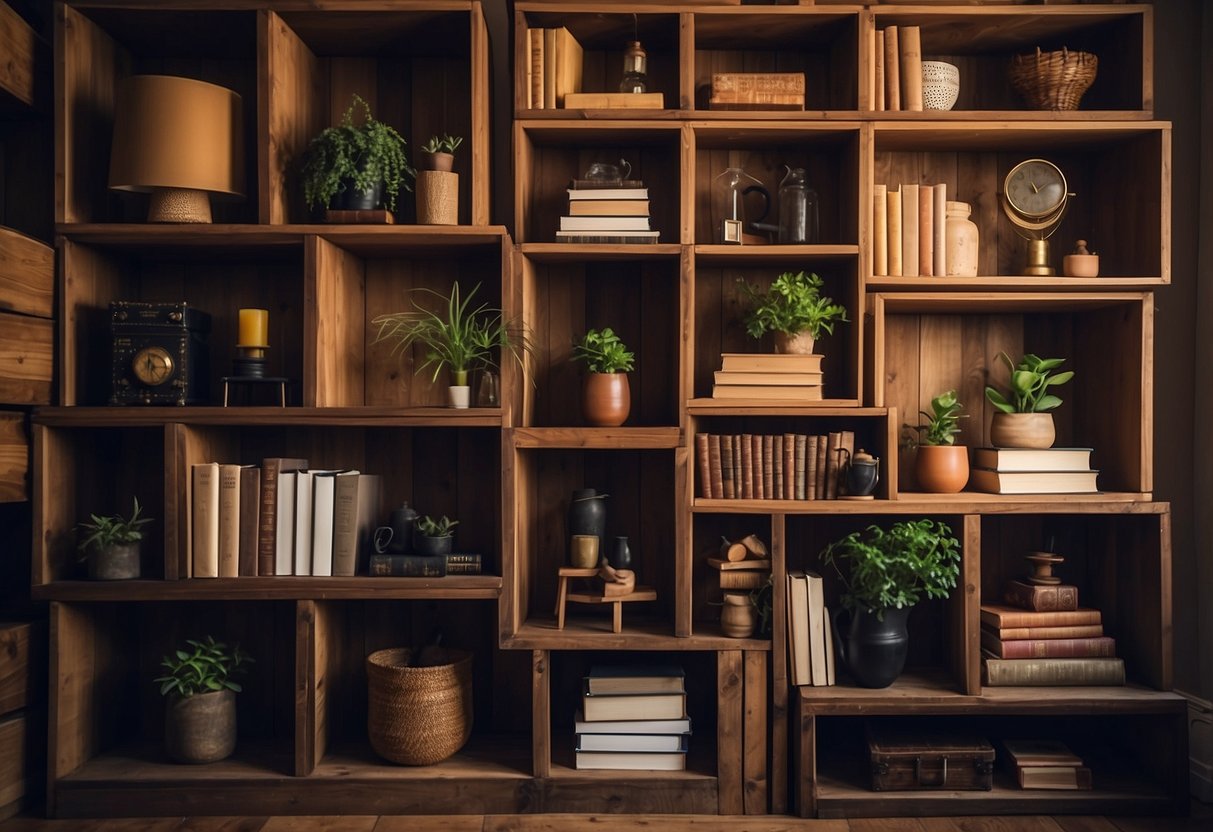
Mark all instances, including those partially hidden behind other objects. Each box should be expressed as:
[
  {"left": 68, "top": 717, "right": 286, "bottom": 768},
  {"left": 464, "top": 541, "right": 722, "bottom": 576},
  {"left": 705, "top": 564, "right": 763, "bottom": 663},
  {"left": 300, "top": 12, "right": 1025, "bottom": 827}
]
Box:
[
  {"left": 695, "top": 430, "right": 854, "bottom": 501},
  {"left": 981, "top": 559, "right": 1122, "bottom": 686},
  {"left": 711, "top": 352, "right": 823, "bottom": 401},
  {"left": 969, "top": 447, "right": 1099, "bottom": 495},
  {"left": 558, "top": 180, "right": 658, "bottom": 244},
  {"left": 1003, "top": 739, "right": 1093, "bottom": 790}
]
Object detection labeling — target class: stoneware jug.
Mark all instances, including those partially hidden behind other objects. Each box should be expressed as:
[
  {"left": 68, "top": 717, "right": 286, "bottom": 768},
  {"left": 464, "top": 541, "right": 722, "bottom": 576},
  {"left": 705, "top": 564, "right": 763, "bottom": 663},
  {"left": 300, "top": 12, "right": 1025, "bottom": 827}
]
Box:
[{"left": 841, "top": 448, "right": 880, "bottom": 497}]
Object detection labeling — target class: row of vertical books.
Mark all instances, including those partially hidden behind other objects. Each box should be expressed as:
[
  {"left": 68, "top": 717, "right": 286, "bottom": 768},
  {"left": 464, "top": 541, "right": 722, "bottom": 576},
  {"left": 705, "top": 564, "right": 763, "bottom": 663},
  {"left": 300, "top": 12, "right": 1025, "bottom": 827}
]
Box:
[
  {"left": 872, "top": 25, "right": 926, "bottom": 112},
  {"left": 526, "top": 26, "right": 583, "bottom": 109},
  {"left": 188, "top": 458, "right": 381, "bottom": 578},
  {"left": 786, "top": 571, "right": 836, "bottom": 687},
  {"left": 872, "top": 182, "right": 949, "bottom": 277},
  {"left": 576, "top": 666, "right": 691, "bottom": 771},
  {"left": 981, "top": 575, "right": 1123, "bottom": 686},
  {"left": 695, "top": 430, "right": 855, "bottom": 501}
]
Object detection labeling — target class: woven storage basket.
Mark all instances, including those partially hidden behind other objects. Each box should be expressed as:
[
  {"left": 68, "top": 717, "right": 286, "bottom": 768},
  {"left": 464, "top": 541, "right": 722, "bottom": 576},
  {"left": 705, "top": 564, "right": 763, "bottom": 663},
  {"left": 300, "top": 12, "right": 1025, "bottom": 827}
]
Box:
[
  {"left": 367, "top": 648, "right": 473, "bottom": 765},
  {"left": 1009, "top": 47, "right": 1098, "bottom": 111}
]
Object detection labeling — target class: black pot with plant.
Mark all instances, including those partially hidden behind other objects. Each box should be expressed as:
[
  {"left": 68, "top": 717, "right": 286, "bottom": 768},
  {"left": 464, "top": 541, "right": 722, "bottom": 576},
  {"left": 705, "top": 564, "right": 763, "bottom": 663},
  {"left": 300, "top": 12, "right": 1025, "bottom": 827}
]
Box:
[
  {"left": 818, "top": 519, "right": 961, "bottom": 688},
  {"left": 76, "top": 497, "right": 153, "bottom": 580},
  {"left": 413, "top": 514, "right": 458, "bottom": 557},
  {"left": 155, "top": 636, "right": 253, "bottom": 764},
  {"left": 301, "top": 94, "right": 412, "bottom": 216}
]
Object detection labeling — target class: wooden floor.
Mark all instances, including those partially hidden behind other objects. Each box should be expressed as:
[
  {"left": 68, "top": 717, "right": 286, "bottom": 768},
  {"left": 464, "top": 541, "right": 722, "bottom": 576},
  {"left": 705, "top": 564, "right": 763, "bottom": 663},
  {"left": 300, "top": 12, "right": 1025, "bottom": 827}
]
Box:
[{"left": 2, "top": 812, "right": 1213, "bottom": 832}]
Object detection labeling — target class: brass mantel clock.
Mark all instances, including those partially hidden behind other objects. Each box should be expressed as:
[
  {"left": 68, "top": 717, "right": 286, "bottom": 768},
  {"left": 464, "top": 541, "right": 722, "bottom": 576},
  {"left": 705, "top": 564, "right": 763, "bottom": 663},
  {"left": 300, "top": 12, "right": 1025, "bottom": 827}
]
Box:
[{"left": 1001, "top": 158, "right": 1074, "bottom": 277}]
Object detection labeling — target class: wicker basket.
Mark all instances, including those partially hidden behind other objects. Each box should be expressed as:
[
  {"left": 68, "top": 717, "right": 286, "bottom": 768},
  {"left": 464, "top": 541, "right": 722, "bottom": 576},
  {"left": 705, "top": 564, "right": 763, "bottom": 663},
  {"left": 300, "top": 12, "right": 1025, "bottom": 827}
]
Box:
[
  {"left": 367, "top": 647, "right": 473, "bottom": 765},
  {"left": 1009, "top": 47, "right": 1098, "bottom": 111}
]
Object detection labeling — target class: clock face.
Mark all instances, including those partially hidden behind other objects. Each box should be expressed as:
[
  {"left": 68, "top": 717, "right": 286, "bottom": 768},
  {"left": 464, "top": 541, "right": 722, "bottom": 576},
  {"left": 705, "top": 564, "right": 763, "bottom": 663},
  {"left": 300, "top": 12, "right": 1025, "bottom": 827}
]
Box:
[
  {"left": 132, "top": 346, "right": 175, "bottom": 386},
  {"left": 1004, "top": 159, "right": 1067, "bottom": 219}
]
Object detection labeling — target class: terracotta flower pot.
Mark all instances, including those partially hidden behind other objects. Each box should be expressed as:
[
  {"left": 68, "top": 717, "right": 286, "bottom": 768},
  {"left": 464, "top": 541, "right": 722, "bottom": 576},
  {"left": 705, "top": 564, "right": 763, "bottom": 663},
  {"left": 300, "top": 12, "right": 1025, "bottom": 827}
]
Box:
[
  {"left": 420, "top": 151, "right": 455, "bottom": 172},
  {"left": 582, "top": 373, "right": 630, "bottom": 427},
  {"left": 773, "top": 331, "right": 815, "bottom": 355},
  {"left": 165, "top": 689, "right": 236, "bottom": 764},
  {"left": 990, "top": 412, "right": 1056, "bottom": 449},
  {"left": 915, "top": 445, "right": 970, "bottom": 493}
]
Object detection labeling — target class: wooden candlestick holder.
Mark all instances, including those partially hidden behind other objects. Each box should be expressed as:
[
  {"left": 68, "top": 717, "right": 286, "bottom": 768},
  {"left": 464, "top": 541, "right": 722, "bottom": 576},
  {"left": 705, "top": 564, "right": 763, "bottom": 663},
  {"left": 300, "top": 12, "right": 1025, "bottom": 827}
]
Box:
[{"left": 1024, "top": 551, "right": 1064, "bottom": 585}]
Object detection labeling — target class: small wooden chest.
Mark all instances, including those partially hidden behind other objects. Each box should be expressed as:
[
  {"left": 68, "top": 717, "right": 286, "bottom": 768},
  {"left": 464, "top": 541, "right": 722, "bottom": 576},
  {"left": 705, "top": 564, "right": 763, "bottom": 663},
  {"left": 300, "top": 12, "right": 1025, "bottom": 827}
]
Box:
[{"left": 867, "top": 726, "right": 995, "bottom": 791}]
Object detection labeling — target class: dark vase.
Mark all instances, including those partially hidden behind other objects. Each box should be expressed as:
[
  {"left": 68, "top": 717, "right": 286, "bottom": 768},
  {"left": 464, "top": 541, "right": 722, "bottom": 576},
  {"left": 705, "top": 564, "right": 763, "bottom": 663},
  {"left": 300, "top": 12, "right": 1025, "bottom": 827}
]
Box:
[
  {"left": 386, "top": 502, "right": 419, "bottom": 554},
  {"left": 412, "top": 533, "right": 453, "bottom": 557},
  {"left": 833, "top": 605, "right": 911, "bottom": 689},
  {"left": 334, "top": 178, "right": 383, "bottom": 211},
  {"left": 567, "top": 489, "right": 608, "bottom": 563},
  {"left": 609, "top": 536, "right": 632, "bottom": 571}
]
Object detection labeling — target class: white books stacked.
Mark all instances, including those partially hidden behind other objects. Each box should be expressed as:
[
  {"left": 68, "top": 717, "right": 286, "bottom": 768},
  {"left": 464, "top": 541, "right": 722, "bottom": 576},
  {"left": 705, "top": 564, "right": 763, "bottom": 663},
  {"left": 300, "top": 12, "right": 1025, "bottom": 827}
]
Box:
[
  {"left": 558, "top": 181, "right": 658, "bottom": 244},
  {"left": 576, "top": 665, "right": 690, "bottom": 771},
  {"left": 969, "top": 447, "right": 1099, "bottom": 495}
]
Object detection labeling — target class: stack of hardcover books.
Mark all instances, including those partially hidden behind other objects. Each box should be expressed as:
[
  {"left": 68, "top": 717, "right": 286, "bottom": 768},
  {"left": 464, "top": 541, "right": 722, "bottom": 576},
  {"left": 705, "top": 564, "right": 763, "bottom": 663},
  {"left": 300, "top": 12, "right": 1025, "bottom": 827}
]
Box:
[
  {"left": 969, "top": 447, "right": 1099, "bottom": 495},
  {"left": 576, "top": 666, "right": 690, "bottom": 770},
  {"left": 981, "top": 561, "right": 1122, "bottom": 686},
  {"left": 1003, "top": 739, "right": 1092, "bottom": 790},
  {"left": 557, "top": 180, "right": 657, "bottom": 244},
  {"left": 711, "top": 352, "right": 823, "bottom": 401}
]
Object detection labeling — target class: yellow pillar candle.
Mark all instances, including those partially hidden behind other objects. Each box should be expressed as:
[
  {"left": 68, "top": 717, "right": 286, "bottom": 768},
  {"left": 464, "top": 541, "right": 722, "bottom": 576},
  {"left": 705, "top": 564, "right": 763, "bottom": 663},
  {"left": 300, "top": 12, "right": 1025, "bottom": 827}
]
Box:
[{"left": 238, "top": 308, "right": 269, "bottom": 347}]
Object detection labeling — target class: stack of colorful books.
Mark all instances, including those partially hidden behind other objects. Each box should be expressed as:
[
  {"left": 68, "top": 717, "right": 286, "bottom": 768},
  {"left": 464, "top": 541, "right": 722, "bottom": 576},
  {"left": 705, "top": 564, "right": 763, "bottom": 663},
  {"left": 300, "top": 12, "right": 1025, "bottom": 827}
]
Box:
[
  {"left": 969, "top": 447, "right": 1099, "bottom": 495},
  {"left": 1003, "top": 739, "right": 1093, "bottom": 790},
  {"left": 981, "top": 556, "right": 1122, "bottom": 686},
  {"left": 711, "top": 352, "right": 823, "bottom": 401},
  {"left": 576, "top": 666, "right": 690, "bottom": 770},
  {"left": 557, "top": 180, "right": 657, "bottom": 244}
]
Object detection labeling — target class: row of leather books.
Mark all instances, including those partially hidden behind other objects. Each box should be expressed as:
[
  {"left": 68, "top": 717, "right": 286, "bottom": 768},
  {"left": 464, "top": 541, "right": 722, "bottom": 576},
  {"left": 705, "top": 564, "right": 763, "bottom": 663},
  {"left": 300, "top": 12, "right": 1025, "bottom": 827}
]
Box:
[
  {"left": 981, "top": 579, "right": 1123, "bottom": 686},
  {"left": 872, "top": 182, "right": 949, "bottom": 277},
  {"left": 695, "top": 431, "right": 854, "bottom": 501}
]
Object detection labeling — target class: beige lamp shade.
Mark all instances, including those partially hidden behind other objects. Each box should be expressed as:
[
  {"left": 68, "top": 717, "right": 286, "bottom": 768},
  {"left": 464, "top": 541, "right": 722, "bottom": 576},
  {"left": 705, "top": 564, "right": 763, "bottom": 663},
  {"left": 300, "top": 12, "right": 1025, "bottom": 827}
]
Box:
[{"left": 109, "top": 75, "right": 245, "bottom": 223}]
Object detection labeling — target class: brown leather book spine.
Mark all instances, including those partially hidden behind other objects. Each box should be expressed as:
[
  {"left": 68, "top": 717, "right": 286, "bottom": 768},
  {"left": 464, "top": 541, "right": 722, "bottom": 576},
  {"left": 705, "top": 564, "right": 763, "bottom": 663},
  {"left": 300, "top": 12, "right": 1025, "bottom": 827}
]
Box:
[
  {"left": 773, "top": 435, "right": 784, "bottom": 501},
  {"left": 238, "top": 466, "right": 260, "bottom": 577},
  {"left": 741, "top": 434, "right": 754, "bottom": 500},
  {"left": 1005, "top": 580, "right": 1079, "bottom": 612},
  {"left": 752, "top": 434, "right": 764, "bottom": 500},
  {"left": 784, "top": 433, "right": 796, "bottom": 500},
  {"left": 825, "top": 432, "right": 842, "bottom": 500},
  {"left": 732, "top": 435, "right": 743, "bottom": 500},
  {"left": 722, "top": 435, "right": 735, "bottom": 499},
  {"left": 884, "top": 26, "right": 900, "bottom": 111},
  {"left": 696, "top": 433, "right": 712, "bottom": 499},
  {"left": 795, "top": 435, "right": 808, "bottom": 500},
  {"left": 762, "top": 435, "right": 775, "bottom": 500},
  {"left": 708, "top": 434, "right": 724, "bottom": 500},
  {"left": 874, "top": 29, "right": 885, "bottom": 112}
]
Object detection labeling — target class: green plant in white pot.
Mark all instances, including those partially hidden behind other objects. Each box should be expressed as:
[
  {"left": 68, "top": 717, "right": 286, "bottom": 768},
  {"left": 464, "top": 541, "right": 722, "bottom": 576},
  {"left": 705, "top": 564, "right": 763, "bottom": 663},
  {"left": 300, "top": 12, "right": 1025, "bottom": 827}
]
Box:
[
  {"left": 372, "top": 281, "right": 533, "bottom": 408},
  {"left": 77, "top": 497, "right": 152, "bottom": 580},
  {"left": 155, "top": 636, "right": 253, "bottom": 764},
  {"left": 984, "top": 352, "right": 1074, "bottom": 448}
]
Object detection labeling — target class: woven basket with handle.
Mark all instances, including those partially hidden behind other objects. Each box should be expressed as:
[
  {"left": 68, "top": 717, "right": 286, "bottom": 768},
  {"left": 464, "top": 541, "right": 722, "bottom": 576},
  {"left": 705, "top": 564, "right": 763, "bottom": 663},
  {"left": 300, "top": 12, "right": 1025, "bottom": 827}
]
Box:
[
  {"left": 1009, "top": 47, "right": 1098, "bottom": 111},
  {"left": 367, "top": 647, "right": 473, "bottom": 765}
]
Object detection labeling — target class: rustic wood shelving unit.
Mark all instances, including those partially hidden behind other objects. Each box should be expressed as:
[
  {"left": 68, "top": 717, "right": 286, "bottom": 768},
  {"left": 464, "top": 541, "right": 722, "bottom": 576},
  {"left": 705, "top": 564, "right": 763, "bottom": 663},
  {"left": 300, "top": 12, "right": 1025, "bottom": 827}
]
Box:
[{"left": 36, "top": 0, "right": 1184, "bottom": 821}]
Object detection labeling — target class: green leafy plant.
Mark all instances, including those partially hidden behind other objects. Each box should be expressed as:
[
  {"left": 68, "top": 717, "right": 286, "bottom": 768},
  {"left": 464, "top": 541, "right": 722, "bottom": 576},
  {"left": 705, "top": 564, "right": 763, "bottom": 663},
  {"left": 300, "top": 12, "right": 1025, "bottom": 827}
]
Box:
[
  {"left": 154, "top": 636, "right": 253, "bottom": 698},
  {"left": 77, "top": 497, "right": 152, "bottom": 555},
  {"left": 818, "top": 519, "right": 961, "bottom": 617},
  {"left": 572, "top": 327, "right": 635, "bottom": 374},
  {"left": 738, "top": 270, "right": 849, "bottom": 340},
  {"left": 301, "top": 94, "right": 412, "bottom": 213},
  {"left": 416, "top": 515, "right": 458, "bottom": 537},
  {"left": 905, "top": 389, "right": 967, "bottom": 447},
  {"left": 984, "top": 352, "right": 1074, "bottom": 413},
  {"left": 372, "top": 281, "right": 534, "bottom": 387},
  {"left": 420, "top": 134, "right": 463, "bottom": 155}
]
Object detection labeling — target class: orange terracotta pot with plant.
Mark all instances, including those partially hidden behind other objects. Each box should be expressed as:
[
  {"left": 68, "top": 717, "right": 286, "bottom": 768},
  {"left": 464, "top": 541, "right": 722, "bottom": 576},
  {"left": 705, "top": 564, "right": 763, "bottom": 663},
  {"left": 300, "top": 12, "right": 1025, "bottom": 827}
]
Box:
[
  {"left": 906, "top": 389, "right": 970, "bottom": 494},
  {"left": 573, "top": 327, "right": 633, "bottom": 427}
]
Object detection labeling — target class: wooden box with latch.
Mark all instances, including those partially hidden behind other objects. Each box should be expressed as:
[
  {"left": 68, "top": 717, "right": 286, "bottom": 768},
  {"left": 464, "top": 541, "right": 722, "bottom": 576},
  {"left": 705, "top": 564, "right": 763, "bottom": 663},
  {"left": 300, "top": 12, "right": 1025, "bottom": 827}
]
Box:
[{"left": 867, "top": 725, "right": 995, "bottom": 791}]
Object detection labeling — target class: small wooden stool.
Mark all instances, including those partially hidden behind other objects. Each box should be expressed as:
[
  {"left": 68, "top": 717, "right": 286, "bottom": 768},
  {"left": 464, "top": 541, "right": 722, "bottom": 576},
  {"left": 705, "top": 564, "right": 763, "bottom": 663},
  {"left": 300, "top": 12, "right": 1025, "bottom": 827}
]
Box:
[{"left": 555, "top": 566, "right": 657, "bottom": 633}]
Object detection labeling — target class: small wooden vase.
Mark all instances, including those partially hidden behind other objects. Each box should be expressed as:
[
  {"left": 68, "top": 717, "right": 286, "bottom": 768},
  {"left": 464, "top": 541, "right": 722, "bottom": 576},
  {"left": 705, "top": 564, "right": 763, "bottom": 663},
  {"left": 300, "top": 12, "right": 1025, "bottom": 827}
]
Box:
[
  {"left": 990, "top": 412, "right": 1056, "bottom": 449},
  {"left": 721, "top": 593, "right": 756, "bottom": 638},
  {"left": 914, "top": 445, "right": 970, "bottom": 493},
  {"left": 583, "top": 372, "right": 630, "bottom": 427},
  {"left": 417, "top": 170, "right": 458, "bottom": 225}
]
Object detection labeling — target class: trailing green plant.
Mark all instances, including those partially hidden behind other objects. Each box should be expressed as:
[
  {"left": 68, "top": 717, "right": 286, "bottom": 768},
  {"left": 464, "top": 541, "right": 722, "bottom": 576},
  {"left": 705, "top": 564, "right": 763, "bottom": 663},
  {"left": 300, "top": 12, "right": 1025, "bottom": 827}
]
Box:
[
  {"left": 300, "top": 94, "right": 412, "bottom": 213},
  {"left": 77, "top": 497, "right": 152, "bottom": 555},
  {"left": 371, "top": 281, "right": 534, "bottom": 387},
  {"left": 420, "top": 134, "right": 463, "bottom": 155},
  {"left": 904, "top": 389, "right": 967, "bottom": 447},
  {"left": 984, "top": 352, "right": 1074, "bottom": 414},
  {"left": 818, "top": 519, "right": 961, "bottom": 617},
  {"left": 416, "top": 515, "right": 458, "bottom": 538},
  {"left": 738, "top": 270, "right": 849, "bottom": 340},
  {"left": 154, "top": 636, "right": 253, "bottom": 698},
  {"left": 572, "top": 327, "right": 635, "bottom": 374}
]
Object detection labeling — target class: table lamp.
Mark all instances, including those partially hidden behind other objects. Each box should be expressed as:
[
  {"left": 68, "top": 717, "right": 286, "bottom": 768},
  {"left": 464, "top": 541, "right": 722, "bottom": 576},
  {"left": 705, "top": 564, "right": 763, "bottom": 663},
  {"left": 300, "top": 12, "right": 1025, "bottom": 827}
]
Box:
[{"left": 109, "top": 75, "right": 245, "bottom": 223}]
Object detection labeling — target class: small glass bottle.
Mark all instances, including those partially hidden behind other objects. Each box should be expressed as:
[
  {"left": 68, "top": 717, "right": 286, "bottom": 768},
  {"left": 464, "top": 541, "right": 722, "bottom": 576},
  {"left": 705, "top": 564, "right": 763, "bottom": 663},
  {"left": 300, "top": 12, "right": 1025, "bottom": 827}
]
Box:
[
  {"left": 777, "top": 166, "right": 819, "bottom": 244},
  {"left": 476, "top": 368, "right": 499, "bottom": 407},
  {"left": 619, "top": 40, "right": 648, "bottom": 94}
]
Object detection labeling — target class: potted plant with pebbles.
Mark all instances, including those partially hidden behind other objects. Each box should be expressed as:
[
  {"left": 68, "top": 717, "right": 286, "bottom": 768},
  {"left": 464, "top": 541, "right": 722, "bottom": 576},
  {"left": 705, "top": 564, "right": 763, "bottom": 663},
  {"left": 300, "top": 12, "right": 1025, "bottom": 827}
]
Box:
[
  {"left": 819, "top": 519, "right": 961, "bottom": 688},
  {"left": 155, "top": 636, "right": 253, "bottom": 764},
  {"left": 905, "top": 389, "right": 970, "bottom": 493},
  {"left": 413, "top": 515, "right": 458, "bottom": 557},
  {"left": 985, "top": 352, "right": 1074, "bottom": 449},
  {"left": 572, "top": 327, "right": 634, "bottom": 427},
  {"left": 301, "top": 94, "right": 411, "bottom": 217},
  {"left": 739, "top": 270, "right": 848, "bottom": 355},
  {"left": 416, "top": 133, "right": 462, "bottom": 225},
  {"left": 372, "top": 281, "right": 532, "bottom": 409},
  {"left": 77, "top": 497, "right": 152, "bottom": 580}
]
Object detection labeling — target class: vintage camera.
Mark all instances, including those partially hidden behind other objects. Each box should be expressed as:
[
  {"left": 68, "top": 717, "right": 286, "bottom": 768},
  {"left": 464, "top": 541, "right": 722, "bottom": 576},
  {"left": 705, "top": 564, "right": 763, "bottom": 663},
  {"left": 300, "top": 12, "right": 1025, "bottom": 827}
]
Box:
[{"left": 110, "top": 301, "right": 211, "bottom": 405}]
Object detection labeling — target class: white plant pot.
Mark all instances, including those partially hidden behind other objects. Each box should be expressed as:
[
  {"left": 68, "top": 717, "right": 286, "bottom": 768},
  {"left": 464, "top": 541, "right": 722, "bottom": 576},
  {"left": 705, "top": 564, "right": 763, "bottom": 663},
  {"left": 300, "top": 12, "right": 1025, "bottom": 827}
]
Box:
[{"left": 448, "top": 385, "right": 471, "bottom": 409}]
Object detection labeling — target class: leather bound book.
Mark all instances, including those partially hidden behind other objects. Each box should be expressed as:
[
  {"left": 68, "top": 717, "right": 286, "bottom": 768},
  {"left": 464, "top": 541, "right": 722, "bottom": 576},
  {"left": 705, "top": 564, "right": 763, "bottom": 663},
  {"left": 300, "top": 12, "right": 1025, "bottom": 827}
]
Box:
[
  {"left": 696, "top": 433, "right": 712, "bottom": 499},
  {"left": 1005, "top": 580, "right": 1079, "bottom": 612}
]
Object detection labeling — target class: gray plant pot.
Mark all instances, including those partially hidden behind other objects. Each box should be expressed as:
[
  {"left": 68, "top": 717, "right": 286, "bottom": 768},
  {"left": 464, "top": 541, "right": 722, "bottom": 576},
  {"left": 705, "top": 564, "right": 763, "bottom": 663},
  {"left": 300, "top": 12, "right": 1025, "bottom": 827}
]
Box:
[
  {"left": 88, "top": 542, "right": 141, "bottom": 580},
  {"left": 165, "top": 689, "right": 237, "bottom": 764}
]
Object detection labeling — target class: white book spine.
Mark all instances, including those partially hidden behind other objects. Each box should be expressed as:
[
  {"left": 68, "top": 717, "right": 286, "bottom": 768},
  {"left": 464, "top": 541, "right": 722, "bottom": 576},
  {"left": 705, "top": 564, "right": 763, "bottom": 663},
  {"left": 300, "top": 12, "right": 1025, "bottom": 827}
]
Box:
[
  {"left": 275, "top": 471, "right": 297, "bottom": 576},
  {"left": 294, "top": 471, "right": 314, "bottom": 576},
  {"left": 311, "top": 473, "right": 337, "bottom": 577}
]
